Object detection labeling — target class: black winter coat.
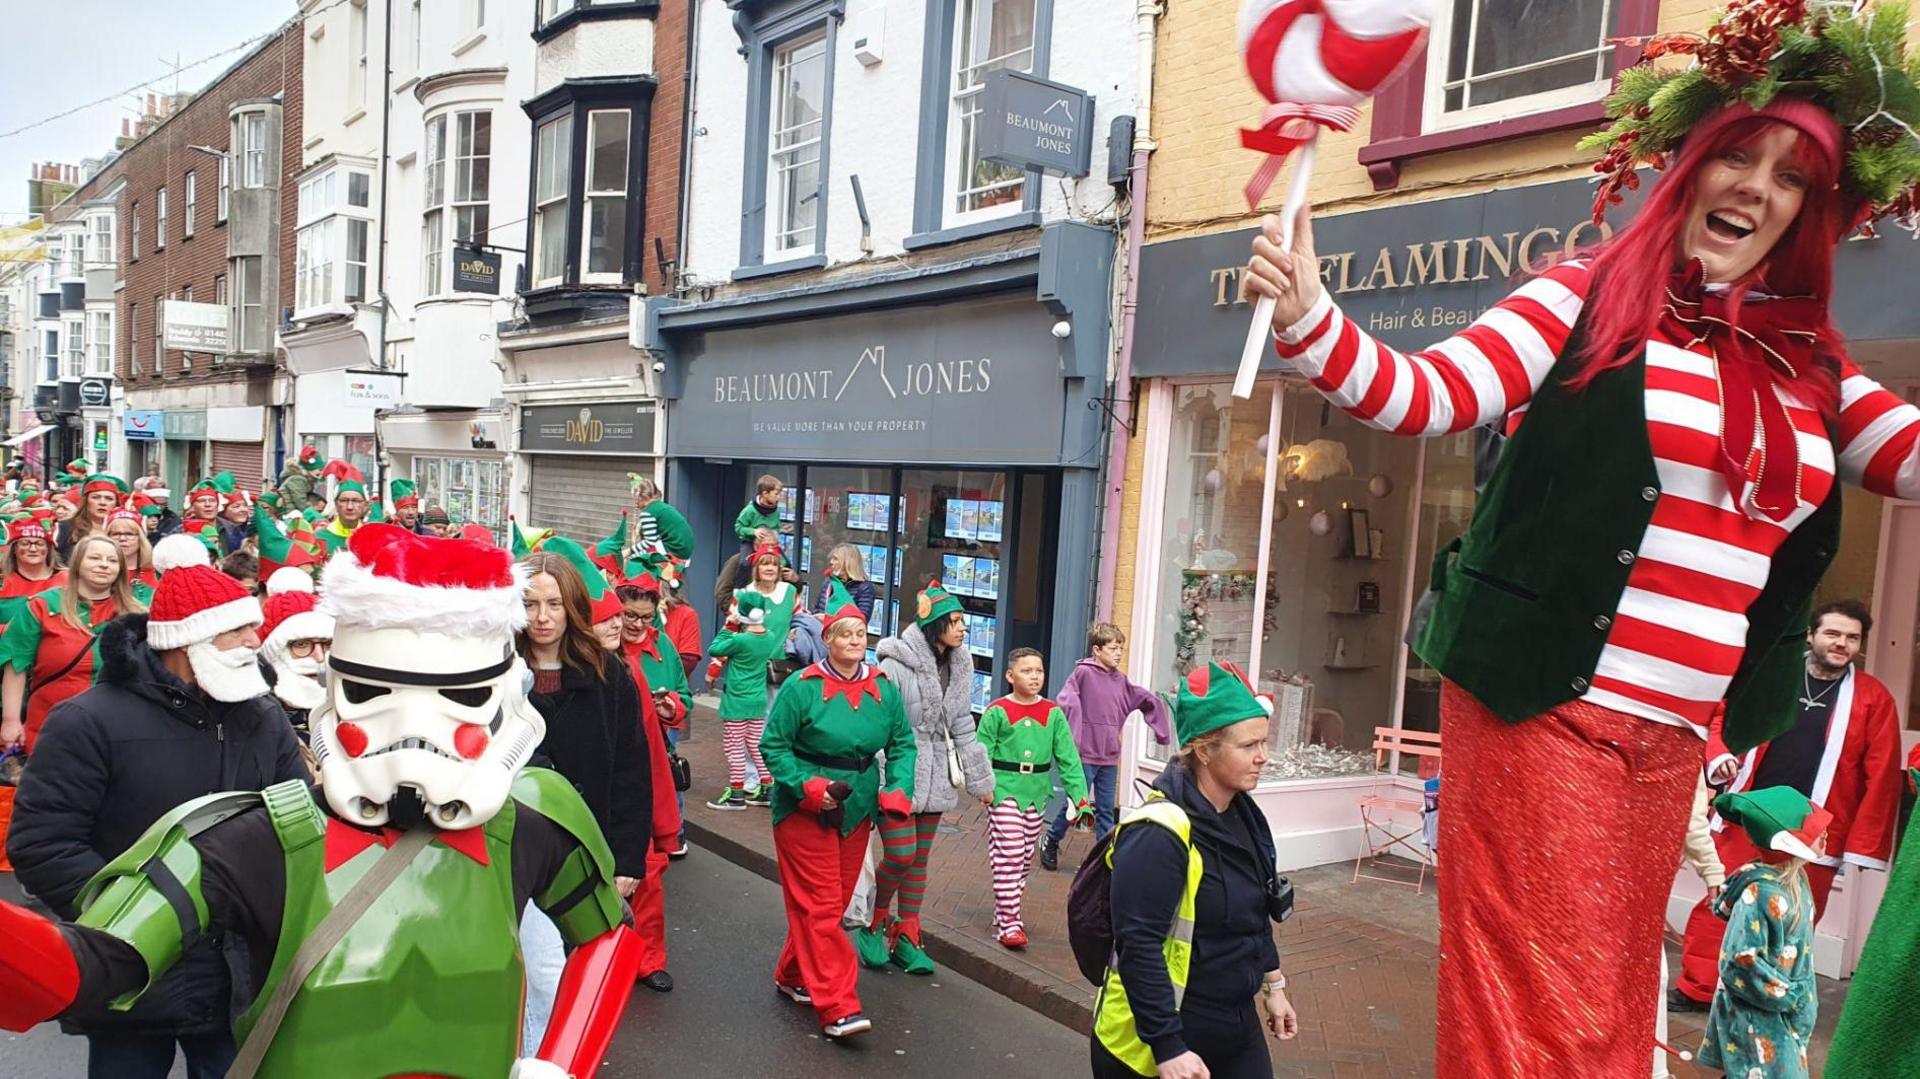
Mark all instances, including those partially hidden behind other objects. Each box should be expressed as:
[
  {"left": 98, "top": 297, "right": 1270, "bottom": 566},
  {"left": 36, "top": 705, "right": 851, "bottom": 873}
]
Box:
[
  {"left": 528, "top": 657, "right": 652, "bottom": 879},
  {"left": 5, "top": 615, "right": 309, "bottom": 1036},
  {"left": 1108, "top": 757, "right": 1283, "bottom": 1064}
]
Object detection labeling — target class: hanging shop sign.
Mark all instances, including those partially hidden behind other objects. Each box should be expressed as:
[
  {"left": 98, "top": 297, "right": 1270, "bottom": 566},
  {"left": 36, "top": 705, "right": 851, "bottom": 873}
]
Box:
[
  {"left": 979, "top": 70, "right": 1093, "bottom": 178},
  {"left": 452, "top": 247, "right": 503, "bottom": 295},
  {"left": 122, "top": 410, "right": 164, "bottom": 440},
  {"left": 520, "top": 400, "right": 659, "bottom": 454},
  {"left": 78, "top": 378, "right": 110, "bottom": 407}
]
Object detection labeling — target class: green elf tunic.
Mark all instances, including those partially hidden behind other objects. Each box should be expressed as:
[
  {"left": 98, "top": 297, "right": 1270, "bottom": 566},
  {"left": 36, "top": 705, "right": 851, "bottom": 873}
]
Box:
[
  {"left": 0, "top": 569, "right": 67, "bottom": 631},
  {"left": 733, "top": 499, "right": 781, "bottom": 541},
  {"left": 1696, "top": 862, "right": 1818, "bottom": 1079},
  {"left": 639, "top": 501, "right": 696, "bottom": 562},
  {"left": 976, "top": 696, "right": 1089, "bottom": 812},
  {"left": 1824, "top": 767, "right": 1920, "bottom": 1077},
  {"left": 760, "top": 661, "right": 916, "bottom": 834},
  {"left": 627, "top": 620, "right": 692, "bottom": 723},
  {"left": 0, "top": 591, "right": 121, "bottom": 753},
  {"left": 708, "top": 624, "right": 783, "bottom": 720},
  {"left": 318, "top": 517, "right": 360, "bottom": 554}
]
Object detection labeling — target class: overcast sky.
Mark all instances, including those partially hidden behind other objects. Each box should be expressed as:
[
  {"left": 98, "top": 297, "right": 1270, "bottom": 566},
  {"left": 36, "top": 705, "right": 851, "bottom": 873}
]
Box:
[{"left": 0, "top": 0, "right": 298, "bottom": 221}]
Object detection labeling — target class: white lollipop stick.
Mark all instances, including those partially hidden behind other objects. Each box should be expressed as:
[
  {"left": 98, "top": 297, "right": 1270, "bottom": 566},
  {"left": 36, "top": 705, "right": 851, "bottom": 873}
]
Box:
[{"left": 1233, "top": 134, "right": 1317, "bottom": 400}]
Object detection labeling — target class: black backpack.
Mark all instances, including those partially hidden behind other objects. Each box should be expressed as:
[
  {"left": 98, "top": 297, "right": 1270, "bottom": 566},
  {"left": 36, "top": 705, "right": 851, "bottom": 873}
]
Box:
[{"left": 1065, "top": 793, "right": 1192, "bottom": 985}]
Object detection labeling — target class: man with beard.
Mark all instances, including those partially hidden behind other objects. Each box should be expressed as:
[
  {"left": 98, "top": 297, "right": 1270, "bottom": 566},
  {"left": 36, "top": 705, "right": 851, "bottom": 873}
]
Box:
[
  {"left": 256, "top": 567, "right": 333, "bottom": 762},
  {"left": 3, "top": 563, "right": 307, "bottom": 1077},
  {"left": 1671, "top": 599, "right": 1906, "bottom": 1011}
]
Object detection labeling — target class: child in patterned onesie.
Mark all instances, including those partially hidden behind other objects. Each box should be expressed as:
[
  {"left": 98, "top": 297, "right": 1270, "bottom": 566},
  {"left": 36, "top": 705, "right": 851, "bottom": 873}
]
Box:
[
  {"left": 1696, "top": 786, "right": 1829, "bottom": 1079},
  {"left": 975, "top": 648, "right": 1089, "bottom": 949}
]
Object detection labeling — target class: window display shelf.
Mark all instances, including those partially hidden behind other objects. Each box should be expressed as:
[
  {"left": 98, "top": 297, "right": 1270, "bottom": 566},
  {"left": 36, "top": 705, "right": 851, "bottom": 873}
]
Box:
[
  {"left": 1326, "top": 608, "right": 1382, "bottom": 617},
  {"left": 1322, "top": 663, "right": 1381, "bottom": 672}
]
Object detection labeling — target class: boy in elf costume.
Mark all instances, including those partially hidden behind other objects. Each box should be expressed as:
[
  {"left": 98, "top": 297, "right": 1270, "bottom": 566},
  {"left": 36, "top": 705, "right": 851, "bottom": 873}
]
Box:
[
  {"left": 705, "top": 589, "right": 781, "bottom": 810},
  {"left": 627, "top": 474, "right": 695, "bottom": 563},
  {"left": 975, "top": 647, "right": 1089, "bottom": 949}
]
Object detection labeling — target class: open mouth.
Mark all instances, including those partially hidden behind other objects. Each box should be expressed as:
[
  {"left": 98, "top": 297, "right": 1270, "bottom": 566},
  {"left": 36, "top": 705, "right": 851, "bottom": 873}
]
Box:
[
  {"left": 364, "top": 736, "right": 462, "bottom": 762},
  {"left": 1705, "top": 210, "right": 1756, "bottom": 241}
]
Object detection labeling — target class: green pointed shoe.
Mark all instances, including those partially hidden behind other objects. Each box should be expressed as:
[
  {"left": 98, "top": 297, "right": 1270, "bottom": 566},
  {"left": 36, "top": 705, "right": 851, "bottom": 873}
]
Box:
[
  {"left": 889, "top": 933, "right": 936, "bottom": 976},
  {"left": 854, "top": 924, "right": 892, "bottom": 970}
]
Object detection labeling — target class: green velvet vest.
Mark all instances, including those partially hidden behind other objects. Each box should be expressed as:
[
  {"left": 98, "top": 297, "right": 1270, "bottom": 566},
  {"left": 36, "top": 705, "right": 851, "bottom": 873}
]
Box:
[{"left": 1412, "top": 340, "right": 1840, "bottom": 755}]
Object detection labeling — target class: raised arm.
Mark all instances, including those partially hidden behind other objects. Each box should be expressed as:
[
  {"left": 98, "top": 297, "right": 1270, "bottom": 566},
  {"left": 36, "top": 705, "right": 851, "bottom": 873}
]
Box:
[
  {"left": 1835, "top": 359, "right": 1920, "bottom": 500},
  {"left": 1246, "top": 210, "right": 1591, "bottom": 436}
]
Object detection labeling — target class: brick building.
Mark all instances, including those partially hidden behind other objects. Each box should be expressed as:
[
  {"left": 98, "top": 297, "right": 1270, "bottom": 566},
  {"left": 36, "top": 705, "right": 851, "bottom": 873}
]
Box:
[{"left": 113, "top": 21, "right": 302, "bottom": 495}]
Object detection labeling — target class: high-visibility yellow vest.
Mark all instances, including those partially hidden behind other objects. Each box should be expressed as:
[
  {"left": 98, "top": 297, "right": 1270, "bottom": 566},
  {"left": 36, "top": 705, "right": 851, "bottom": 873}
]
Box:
[{"left": 1092, "top": 795, "right": 1203, "bottom": 1076}]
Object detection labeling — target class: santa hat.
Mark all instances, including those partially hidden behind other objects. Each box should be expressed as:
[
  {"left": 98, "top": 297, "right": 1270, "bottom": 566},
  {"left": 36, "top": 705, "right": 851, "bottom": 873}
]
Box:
[
  {"left": 1713, "top": 787, "right": 1834, "bottom": 864},
  {"left": 7, "top": 518, "right": 48, "bottom": 544},
  {"left": 259, "top": 588, "right": 333, "bottom": 654},
  {"left": 1174, "top": 662, "right": 1274, "bottom": 744},
  {"left": 147, "top": 565, "right": 264, "bottom": 650},
  {"left": 152, "top": 532, "right": 215, "bottom": 574},
  {"left": 319, "top": 460, "right": 367, "bottom": 498},
  {"left": 458, "top": 521, "right": 495, "bottom": 545},
  {"left": 321, "top": 522, "right": 527, "bottom": 638},
  {"left": 543, "top": 535, "right": 624, "bottom": 624},
  {"left": 265, "top": 565, "right": 316, "bottom": 596},
  {"left": 388, "top": 478, "right": 420, "bottom": 509},
  {"left": 145, "top": 487, "right": 172, "bottom": 503}
]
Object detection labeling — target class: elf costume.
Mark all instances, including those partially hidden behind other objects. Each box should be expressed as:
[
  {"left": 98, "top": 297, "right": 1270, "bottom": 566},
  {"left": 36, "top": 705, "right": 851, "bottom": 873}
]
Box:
[
  {"left": 105, "top": 507, "right": 157, "bottom": 603},
  {"left": 272, "top": 444, "right": 324, "bottom": 513},
  {"left": 0, "top": 523, "right": 644, "bottom": 1077},
  {"left": 0, "top": 588, "right": 128, "bottom": 753},
  {"left": 1256, "top": 5, "right": 1920, "bottom": 1073},
  {"left": 253, "top": 503, "right": 326, "bottom": 580},
  {"left": 1694, "top": 787, "right": 1828, "bottom": 1079},
  {"left": 758, "top": 578, "right": 915, "bottom": 1037},
  {"left": 627, "top": 474, "right": 696, "bottom": 563},
  {"left": 0, "top": 519, "right": 66, "bottom": 628},
  {"left": 1824, "top": 755, "right": 1920, "bottom": 1077},
  {"left": 316, "top": 461, "right": 371, "bottom": 553},
  {"left": 977, "top": 693, "right": 1089, "bottom": 947},
  {"left": 621, "top": 569, "right": 693, "bottom": 726},
  {"left": 705, "top": 588, "right": 784, "bottom": 809},
  {"left": 184, "top": 472, "right": 235, "bottom": 526}
]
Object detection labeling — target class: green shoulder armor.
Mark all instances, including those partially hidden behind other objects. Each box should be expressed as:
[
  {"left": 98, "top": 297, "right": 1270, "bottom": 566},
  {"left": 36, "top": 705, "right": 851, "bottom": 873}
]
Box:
[
  {"left": 511, "top": 767, "right": 624, "bottom": 944},
  {"left": 75, "top": 789, "right": 265, "bottom": 1010}
]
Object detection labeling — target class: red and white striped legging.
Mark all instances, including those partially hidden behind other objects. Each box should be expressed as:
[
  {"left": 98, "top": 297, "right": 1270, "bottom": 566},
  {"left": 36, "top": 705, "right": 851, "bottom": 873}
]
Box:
[
  {"left": 722, "top": 719, "right": 767, "bottom": 789},
  {"left": 987, "top": 799, "right": 1047, "bottom": 935}
]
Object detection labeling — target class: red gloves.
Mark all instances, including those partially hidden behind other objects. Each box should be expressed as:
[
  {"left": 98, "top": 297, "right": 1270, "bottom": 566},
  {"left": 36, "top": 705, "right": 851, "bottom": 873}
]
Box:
[
  {"left": 799, "top": 777, "right": 831, "bottom": 813},
  {"left": 877, "top": 788, "right": 911, "bottom": 820},
  {"left": 0, "top": 900, "right": 80, "bottom": 1032}
]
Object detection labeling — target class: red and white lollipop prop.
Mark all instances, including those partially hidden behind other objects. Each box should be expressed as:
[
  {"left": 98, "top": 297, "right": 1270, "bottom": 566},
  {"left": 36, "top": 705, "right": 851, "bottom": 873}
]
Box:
[{"left": 1233, "top": 0, "right": 1437, "bottom": 399}]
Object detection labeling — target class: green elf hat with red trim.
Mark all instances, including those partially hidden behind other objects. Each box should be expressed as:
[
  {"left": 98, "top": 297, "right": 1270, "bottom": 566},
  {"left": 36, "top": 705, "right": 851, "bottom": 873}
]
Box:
[
  {"left": 366, "top": 496, "right": 387, "bottom": 524},
  {"left": 389, "top": 478, "right": 419, "bottom": 509},
  {"left": 1174, "top": 661, "right": 1274, "bottom": 744},
  {"left": 296, "top": 443, "right": 324, "bottom": 471},
  {"left": 542, "top": 535, "right": 624, "bottom": 625},
  {"left": 913, "top": 579, "right": 963, "bottom": 628},
  {"left": 591, "top": 512, "right": 630, "bottom": 576},
  {"left": 1712, "top": 787, "right": 1834, "bottom": 864},
  {"left": 509, "top": 516, "right": 554, "bottom": 558},
  {"left": 820, "top": 577, "right": 866, "bottom": 628},
  {"left": 634, "top": 551, "right": 682, "bottom": 592},
  {"left": 82, "top": 473, "right": 130, "bottom": 498},
  {"left": 188, "top": 472, "right": 236, "bottom": 506},
  {"left": 319, "top": 460, "right": 367, "bottom": 498},
  {"left": 255, "top": 502, "right": 326, "bottom": 578},
  {"left": 62, "top": 459, "right": 91, "bottom": 482}
]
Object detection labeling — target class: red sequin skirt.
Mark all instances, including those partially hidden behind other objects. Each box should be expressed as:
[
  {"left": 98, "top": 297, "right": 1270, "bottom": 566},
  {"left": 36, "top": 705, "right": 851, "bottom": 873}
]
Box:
[{"left": 1436, "top": 683, "right": 1698, "bottom": 1078}]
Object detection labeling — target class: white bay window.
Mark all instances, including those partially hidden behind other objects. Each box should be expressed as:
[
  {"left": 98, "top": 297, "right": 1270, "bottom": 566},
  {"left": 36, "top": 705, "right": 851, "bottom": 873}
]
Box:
[
  {"left": 422, "top": 111, "right": 492, "bottom": 296},
  {"left": 295, "top": 164, "right": 374, "bottom": 316},
  {"left": 532, "top": 113, "right": 572, "bottom": 287}
]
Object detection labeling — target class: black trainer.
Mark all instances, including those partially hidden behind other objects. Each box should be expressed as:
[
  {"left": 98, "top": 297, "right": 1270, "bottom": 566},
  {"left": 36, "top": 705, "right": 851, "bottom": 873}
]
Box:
[
  {"left": 1666, "top": 987, "right": 1708, "bottom": 1013},
  {"left": 1038, "top": 836, "right": 1059, "bottom": 871},
  {"left": 823, "top": 1012, "right": 872, "bottom": 1038}
]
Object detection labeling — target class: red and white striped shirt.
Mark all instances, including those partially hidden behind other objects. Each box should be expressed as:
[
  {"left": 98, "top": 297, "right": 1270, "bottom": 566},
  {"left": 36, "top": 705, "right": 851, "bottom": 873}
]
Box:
[{"left": 1274, "top": 259, "right": 1920, "bottom": 734}]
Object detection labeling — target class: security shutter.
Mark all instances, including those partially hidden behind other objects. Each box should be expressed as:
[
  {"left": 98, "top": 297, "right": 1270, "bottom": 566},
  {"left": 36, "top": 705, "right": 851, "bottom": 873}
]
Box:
[
  {"left": 527, "top": 456, "right": 635, "bottom": 545},
  {"left": 209, "top": 441, "right": 266, "bottom": 493}
]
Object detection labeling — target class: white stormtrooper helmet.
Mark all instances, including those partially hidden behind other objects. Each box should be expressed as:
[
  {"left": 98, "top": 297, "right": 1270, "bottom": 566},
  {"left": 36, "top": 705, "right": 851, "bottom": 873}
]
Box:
[{"left": 310, "top": 523, "right": 544, "bottom": 831}]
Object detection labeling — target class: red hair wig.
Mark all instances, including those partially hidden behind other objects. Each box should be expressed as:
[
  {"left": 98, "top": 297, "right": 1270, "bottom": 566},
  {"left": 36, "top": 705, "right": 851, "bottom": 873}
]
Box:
[{"left": 1574, "top": 103, "right": 1851, "bottom": 419}]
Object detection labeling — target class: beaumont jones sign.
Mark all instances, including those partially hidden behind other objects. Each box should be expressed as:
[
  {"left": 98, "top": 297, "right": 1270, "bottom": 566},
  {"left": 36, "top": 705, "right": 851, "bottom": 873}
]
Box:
[
  {"left": 671, "top": 294, "right": 1067, "bottom": 464},
  {"left": 1133, "top": 173, "right": 1920, "bottom": 377}
]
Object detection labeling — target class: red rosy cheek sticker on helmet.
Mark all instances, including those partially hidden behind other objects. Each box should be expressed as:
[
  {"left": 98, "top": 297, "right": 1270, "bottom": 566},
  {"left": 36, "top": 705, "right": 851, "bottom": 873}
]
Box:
[
  {"left": 454, "top": 724, "right": 490, "bottom": 760},
  {"left": 335, "top": 722, "right": 369, "bottom": 758}
]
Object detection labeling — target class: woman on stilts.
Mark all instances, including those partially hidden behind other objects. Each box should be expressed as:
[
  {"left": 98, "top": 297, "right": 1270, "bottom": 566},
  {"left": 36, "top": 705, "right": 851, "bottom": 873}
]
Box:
[{"left": 1240, "top": 4, "right": 1920, "bottom": 1073}]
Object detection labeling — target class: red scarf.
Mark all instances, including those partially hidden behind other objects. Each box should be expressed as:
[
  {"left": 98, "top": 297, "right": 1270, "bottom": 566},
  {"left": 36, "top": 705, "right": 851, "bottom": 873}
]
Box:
[{"left": 1661, "top": 263, "right": 1820, "bottom": 522}]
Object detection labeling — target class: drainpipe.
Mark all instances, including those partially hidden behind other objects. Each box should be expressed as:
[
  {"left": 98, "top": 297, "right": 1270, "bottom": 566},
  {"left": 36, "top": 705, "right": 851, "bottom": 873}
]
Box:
[
  {"left": 374, "top": 0, "right": 395, "bottom": 372},
  {"left": 1095, "top": 0, "right": 1163, "bottom": 620}
]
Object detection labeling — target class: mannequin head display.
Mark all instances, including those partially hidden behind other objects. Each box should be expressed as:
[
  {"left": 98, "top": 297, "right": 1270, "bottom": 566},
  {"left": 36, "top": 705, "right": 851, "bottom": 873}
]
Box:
[{"left": 310, "top": 523, "right": 545, "bottom": 831}]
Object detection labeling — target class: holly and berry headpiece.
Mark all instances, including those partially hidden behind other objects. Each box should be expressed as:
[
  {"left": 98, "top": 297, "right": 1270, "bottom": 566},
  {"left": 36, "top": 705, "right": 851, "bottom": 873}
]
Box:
[
  {"left": 1712, "top": 785, "right": 1833, "bottom": 862},
  {"left": 914, "top": 579, "right": 962, "bottom": 628},
  {"left": 1584, "top": 0, "right": 1920, "bottom": 228},
  {"left": 1174, "top": 661, "right": 1273, "bottom": 744}
]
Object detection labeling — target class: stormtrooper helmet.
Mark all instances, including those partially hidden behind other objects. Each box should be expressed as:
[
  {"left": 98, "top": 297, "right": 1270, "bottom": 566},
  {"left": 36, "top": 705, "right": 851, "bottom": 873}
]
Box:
[{"left": 310, "top": 523, "right": 544, "bottom": 831}]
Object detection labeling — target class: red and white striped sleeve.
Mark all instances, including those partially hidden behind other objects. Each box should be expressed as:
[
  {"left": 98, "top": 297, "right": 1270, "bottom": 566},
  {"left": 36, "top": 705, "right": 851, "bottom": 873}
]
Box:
[
  {"left": 1835, "top": 358, "right": 1920, "bottom": 500},
  {"left": 1271, "top": 259, "right": 1593, "bottom": 436}
]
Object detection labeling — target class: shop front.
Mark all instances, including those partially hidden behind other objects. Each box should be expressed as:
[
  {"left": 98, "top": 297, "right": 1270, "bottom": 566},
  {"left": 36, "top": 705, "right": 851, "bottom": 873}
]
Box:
[
  {"left": 161, "top": 409, "right": 208, "bottom": 497},
  {"left": 649, "top": 222, "right": 1113, "bottom": 695},
  {"left": 293, "top": 366, "right": 401, "bottom": 497},
  {"left": 1132, "top": 175, "right": 1920, "bottom": 975},
  {"left": 121, "top": 409, "right": 163, "bottom": 483},
  {"left": 517, "top": 398, "right": 661, "bottom": 545}
]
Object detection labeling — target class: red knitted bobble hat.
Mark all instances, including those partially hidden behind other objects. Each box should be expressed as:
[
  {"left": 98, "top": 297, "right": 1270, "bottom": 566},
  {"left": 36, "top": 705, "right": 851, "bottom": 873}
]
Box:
[
  {"left": 147, "top": 565, "right": 264, "bottom": 650},
  {"left": 259, "top": 590, "right": 332, "bottom": 652}
]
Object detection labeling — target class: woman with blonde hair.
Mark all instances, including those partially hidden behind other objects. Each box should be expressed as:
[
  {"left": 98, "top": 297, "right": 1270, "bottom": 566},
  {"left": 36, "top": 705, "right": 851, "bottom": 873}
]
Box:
[
  {"left": 105, "top": 507, "right": 157, "bottom": 602},
  {"left": 825, "top": 544, "right": 875, "bottom": 623},
  {"left": 0, "top": 535, "right": 144, "bottom": 753}
]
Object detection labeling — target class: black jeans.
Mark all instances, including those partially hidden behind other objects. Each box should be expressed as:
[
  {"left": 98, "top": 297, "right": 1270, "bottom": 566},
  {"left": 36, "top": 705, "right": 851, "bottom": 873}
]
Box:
[
  {"left": 86, "top": 1030, "right": 237, "bottom": 1079},
  {"left": 1089, "top": 1000, "right": 1271, "bottom": 1079}
]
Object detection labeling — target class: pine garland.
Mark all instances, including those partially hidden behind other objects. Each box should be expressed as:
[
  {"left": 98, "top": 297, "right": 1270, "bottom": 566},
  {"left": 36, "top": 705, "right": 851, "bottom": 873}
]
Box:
[{"left": 1584, "top": 0, "right": 1920, "bottom": 227}]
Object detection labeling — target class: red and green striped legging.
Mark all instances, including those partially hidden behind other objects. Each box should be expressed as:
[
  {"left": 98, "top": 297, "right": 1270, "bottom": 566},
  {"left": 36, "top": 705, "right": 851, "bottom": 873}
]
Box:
[{"left": 870, "top": 812, "right": 941, "bottom": 935}]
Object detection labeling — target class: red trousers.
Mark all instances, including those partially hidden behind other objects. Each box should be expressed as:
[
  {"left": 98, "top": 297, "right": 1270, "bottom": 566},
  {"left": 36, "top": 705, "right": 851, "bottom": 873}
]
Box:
[
  {"left": 632, "top": 847, "right": 672, "bottom": 976},
  {"left": 1673, "top": 827, "right": 1836, "bottom": 1002},
  {"left": 1437, "top": 684, "right": 1698, "bottom": 1078},
  {"left": 772, "top": 814, "right": 871, "bottom": 1026}
]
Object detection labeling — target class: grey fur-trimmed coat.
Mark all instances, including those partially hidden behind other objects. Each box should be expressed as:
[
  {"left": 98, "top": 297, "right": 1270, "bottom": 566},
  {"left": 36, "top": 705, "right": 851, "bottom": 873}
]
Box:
[{"left": 876, "top": 628, "right": 993, "bottom": 814}]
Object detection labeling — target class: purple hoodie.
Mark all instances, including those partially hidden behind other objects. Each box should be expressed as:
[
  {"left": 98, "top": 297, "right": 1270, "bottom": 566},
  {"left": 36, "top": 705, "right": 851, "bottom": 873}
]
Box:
[{"left": 1056, "top": 657, "right": 1170, "bottom": 765}]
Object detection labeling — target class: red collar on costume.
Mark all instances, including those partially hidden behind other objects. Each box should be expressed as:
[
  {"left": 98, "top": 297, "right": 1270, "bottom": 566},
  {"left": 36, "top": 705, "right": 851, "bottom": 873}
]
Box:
[
  {"left": 801, "top": 660, "right": 883, "bottom": 710},
  {"left": 323, "top": 817, "right": 489, "bottom": 871},
  {"left": 993, "top": 696, "right": 1056, "bottom": 725},
  {"left": 625, "top": 628, "right": 661, "bottom": 661}
]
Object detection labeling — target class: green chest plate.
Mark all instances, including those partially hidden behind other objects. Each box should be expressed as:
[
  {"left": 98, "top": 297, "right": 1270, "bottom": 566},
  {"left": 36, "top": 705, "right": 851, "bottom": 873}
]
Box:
[{"left": 239, "top": 801, "right": 526, "bottom": 1078}]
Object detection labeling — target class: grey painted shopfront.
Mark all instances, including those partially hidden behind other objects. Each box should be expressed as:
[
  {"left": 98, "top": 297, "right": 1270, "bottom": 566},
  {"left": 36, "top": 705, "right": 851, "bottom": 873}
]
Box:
[{"left": 645, "top": 221, "right": 1114, "bottom": 689}]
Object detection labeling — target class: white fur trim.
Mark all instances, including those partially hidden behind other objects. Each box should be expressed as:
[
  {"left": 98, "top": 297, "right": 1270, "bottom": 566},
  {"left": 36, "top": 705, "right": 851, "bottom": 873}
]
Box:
[
  {"left": 265, "top": 609, "right": 334, "bottom": 652},
  {"left": 266, "top": 566, "right": 316, "bottom": 596},
  {"left": 148, "top": 595, "right": 265, "bottom": 650},
  {"left": 152, "top": 533, "right": 213, "bottom": 574},
  {"left": 321, "top": 552, "right": 529, "bottom": 637}
]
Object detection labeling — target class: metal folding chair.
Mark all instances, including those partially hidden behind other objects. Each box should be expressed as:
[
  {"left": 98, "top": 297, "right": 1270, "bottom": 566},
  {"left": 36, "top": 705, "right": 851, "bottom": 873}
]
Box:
[{"left": 1352, "top": 726, "right": 1442, "bottom": 894}]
